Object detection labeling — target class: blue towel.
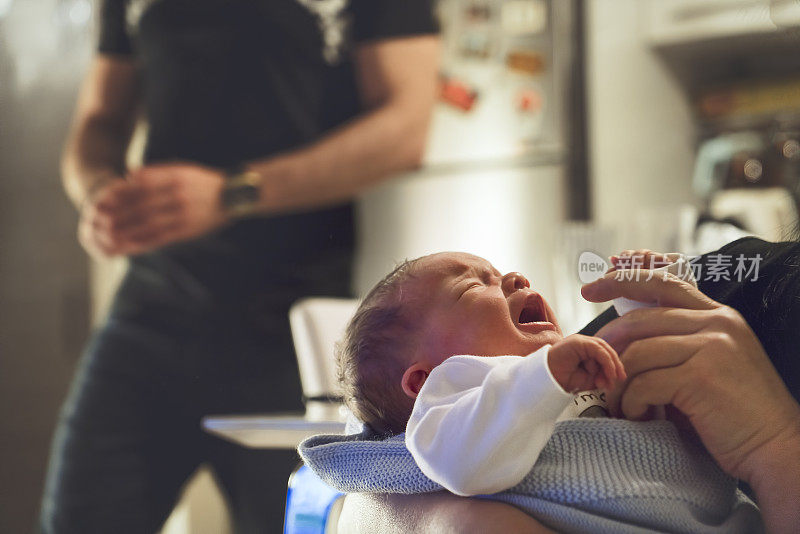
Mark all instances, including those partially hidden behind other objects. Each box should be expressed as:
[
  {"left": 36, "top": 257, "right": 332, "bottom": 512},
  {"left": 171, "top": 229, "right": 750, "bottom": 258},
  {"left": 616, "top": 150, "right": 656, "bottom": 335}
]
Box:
[{"left": 299, "top": 418, "right": 763, "bottom": 533}]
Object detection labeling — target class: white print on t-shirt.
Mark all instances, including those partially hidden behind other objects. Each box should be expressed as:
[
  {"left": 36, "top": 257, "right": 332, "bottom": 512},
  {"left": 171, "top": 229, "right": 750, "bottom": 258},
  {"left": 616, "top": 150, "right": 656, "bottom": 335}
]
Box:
[
  {"left": 295, "top": 0, "right": 350, "bottom": 64},
  {"left": 563, "top": 390, "right": 610, "bottom": 419},
  {"left": 126, "top": 0, "right": 159, "bottom": 36},
  {"left": 124, "top": 0, "right": 349, "bottom": 65}
]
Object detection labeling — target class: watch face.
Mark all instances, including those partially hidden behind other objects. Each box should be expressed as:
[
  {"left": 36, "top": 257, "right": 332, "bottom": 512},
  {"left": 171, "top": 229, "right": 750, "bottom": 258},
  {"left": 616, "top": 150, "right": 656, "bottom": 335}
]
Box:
[{"left": 222, "top": 183, "right": 260, "bottom": 214}]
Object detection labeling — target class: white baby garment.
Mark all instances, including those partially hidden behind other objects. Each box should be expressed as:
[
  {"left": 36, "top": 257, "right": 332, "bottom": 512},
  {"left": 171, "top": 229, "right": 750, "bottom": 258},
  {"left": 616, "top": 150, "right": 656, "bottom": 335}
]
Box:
[{"left": 406, "top": 347, "right": 608, "bottom": 496}]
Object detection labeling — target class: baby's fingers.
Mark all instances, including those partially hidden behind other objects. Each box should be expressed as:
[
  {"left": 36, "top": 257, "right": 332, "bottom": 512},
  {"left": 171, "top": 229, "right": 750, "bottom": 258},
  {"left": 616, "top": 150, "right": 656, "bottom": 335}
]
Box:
[
  {"left": 583, "top": 358, "right": 599, "bottom": 378},
  {"left": 609, "top": 341, "right": 627, "bottom": 382},
  {"left": 611, "top": 249, "right": 672, "bottom": 271},
  {"left": 592, "top": 337, "right": 625, "bottom": 388}
]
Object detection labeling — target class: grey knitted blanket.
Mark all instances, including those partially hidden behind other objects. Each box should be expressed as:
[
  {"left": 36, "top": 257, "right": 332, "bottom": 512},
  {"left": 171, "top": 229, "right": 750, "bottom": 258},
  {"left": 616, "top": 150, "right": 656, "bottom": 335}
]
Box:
[{"left": 299, "top": 418, "right": 763, "bottom": 533}]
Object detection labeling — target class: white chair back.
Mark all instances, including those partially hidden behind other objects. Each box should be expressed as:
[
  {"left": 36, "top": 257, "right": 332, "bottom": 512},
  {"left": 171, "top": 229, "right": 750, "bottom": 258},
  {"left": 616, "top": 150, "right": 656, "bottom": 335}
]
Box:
[{"left": 289, "top": 297, "right": 359, "bottom": 403}]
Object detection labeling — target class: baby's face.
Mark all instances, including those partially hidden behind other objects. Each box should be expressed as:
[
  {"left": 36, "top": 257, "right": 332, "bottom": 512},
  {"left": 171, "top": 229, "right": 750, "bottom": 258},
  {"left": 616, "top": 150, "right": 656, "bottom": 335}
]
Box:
[{"left": 411, "top": 252, "right": 563, "bottom": 368}]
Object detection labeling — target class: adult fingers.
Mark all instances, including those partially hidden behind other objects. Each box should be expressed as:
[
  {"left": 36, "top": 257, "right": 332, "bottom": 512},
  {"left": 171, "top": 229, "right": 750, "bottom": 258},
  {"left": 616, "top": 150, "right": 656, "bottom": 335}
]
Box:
[
  {"left": 81, "top": 181, "right": 177, "bottom": 256},
  {"left": 122, "top": 211, "right": 184, "bottom": 244},
  {"left": 618, "top": 333, "right": 705, "bottom": 378},
  {"left": 607, "top": 250, "right": 673, "bottom": 275},
  {"left": 618, "top": 249, "right": 652, "bottom": 258},
  {"left": 136, "top": 185, "right": 181, "bottom": 213},
  {"left": 115, "top": 220, "right": 184, "bottom": 256},
  {"left": 619, "top": 364, "right": 688, "bottom": 421},
  {"left": 610, "top": 257, "right": 672, "bottom": 270},
  {"left": 91, "top": 186, "right": 150, "bottom": 233},
  {"left": 616, "top": 334, "right": 800, "bottom": 482},
  {"left": 130, "top": 168, "right": 179, "bottom": 195},
  {"left": 618, "top": 249, "right": 676, "bottom": 261},
  {"left": 581, "top": 270, "right": 718, "bottom": 310},
  {"left": 86, "top": 201, "right": 182, "bottom": 254},
  {"left": 594, "top": 307, "right": 714, "bottom": 353},
  {"left": 79, "top": 221, "right": 119, "bottom": 258},
  {"left": 128, "top": 165, "right": 185, "bottom": 194},
  {"left": 109, "top": 195, "right": 183, "bottom": 236},
  {"left": 605, "top": 334, "right": 705, "bottom": 418},
  {"left": 90, "top": 184, "right": 181, "bottom": 240},
  {"left": 79, "top": 208, "right": 129, "bottom": 257},
  {"left": 93, "top": 181, "right": 145, "bottom": 213},
  {"left": 610, "top": 341, "right": 626, "bottom": 382},
  {"left": 94, "top": 167, "right": 177, "bottom": 222}
]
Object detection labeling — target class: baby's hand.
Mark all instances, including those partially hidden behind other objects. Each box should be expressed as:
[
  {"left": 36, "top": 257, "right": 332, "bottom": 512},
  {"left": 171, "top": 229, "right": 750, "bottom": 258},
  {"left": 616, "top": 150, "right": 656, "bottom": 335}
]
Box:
[
  {"left": 548, "top": 334, "right": 626, "bottom": 393},
  {"left": 607, "top": 249, "right": 672, "bottom": 273}
]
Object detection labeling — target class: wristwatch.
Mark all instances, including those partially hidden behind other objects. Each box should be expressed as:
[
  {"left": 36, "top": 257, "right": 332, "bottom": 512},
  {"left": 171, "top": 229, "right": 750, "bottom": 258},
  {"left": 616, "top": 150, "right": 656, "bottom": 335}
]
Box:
[{"left": 221, "top": 169, "right": 262, "bottom": 218}]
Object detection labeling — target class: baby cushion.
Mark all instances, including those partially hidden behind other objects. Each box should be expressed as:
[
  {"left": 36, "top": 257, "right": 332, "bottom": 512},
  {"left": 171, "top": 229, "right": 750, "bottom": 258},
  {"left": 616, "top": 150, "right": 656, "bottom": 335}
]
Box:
[{"left": 299, "top": 418, "right": 762, "bottom": 534}]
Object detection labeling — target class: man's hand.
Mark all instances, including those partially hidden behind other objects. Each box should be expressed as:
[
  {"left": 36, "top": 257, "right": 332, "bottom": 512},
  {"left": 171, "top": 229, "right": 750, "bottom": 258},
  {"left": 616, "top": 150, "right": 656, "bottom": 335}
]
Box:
[
  {"left": 547, "top": 334, "right": 626, "bottom": 393},
  {"left": 582, "top": 271, "right": 800, "bottom": 478},
  {"left": 78, "top": 163, "right": 226, "bottom": 258},
  {"left": 582, "top": 270, "right": 800, "bottom": 532}
]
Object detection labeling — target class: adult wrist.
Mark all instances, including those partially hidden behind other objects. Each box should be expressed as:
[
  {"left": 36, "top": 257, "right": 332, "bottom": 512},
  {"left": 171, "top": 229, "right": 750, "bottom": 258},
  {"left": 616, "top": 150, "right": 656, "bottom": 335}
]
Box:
[
  {"left": 744, "top": 417, "right": 800, "bottom": 483},
  {"left": 741, "top": 416, "right": 800, "bottom": 532}
]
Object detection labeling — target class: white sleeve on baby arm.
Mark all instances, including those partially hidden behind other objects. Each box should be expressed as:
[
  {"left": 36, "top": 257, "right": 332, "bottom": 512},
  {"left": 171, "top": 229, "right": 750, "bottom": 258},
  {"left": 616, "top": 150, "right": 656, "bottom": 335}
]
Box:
[{"left": 405, "top": 346, "right": 573, "bottom": 496}]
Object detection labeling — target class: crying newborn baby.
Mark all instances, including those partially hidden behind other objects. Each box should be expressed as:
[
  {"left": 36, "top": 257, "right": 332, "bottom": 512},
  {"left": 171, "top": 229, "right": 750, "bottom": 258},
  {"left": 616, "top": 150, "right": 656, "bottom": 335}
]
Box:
[{"left": 337, "top": 251, "right": 624, "bottom": 494}]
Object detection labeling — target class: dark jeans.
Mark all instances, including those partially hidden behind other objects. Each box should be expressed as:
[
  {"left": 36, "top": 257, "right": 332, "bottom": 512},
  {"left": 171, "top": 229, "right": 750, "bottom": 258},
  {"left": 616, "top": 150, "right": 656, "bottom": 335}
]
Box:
[{"left": 40, "top": 249, "right": 352, "bottom": 533}]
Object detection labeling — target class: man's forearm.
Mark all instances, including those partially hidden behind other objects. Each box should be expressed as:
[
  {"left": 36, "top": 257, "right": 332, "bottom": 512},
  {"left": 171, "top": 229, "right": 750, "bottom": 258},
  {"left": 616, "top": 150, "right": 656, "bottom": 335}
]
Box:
[
  {"left": 62, "top": 116, "right": 132, "bottom": 209},
  {"left": 338, "top": 493, "right": 554, "bottom": 534},
  {"left": 244, "top": 95, "right": 432, "bottom": 214},
  {"left": 62, "top": 56, "right": 140, "bottom": 210},
  {"left": 744, "top": 419, "right": 800, "bottom": 533}
]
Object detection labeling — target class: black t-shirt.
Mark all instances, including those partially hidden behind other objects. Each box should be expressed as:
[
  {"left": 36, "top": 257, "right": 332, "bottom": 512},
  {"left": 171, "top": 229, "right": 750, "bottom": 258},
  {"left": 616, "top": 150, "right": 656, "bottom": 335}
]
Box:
[
  {"left": 98, "top": 0, "right": 437, "bottom": 286},
  {"left": 580, "top": 237, "right": 800, "bottom": 403}
]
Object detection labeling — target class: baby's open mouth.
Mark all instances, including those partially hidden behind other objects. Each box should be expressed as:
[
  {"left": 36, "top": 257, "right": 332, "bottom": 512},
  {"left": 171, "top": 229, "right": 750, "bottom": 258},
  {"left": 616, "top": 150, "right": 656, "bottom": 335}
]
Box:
[
  {"left": 518, "top": 297, "right": 546, "bottom": 324},
  {"left": 516, "top": 295, "right": 557, "bottom": 333}
]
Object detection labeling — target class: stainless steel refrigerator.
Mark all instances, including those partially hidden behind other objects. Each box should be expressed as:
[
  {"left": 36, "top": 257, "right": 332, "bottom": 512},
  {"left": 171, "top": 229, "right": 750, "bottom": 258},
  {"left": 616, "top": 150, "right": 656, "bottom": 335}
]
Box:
[{"left": 356, "top": 0, "right": 587, "bottom": 304}]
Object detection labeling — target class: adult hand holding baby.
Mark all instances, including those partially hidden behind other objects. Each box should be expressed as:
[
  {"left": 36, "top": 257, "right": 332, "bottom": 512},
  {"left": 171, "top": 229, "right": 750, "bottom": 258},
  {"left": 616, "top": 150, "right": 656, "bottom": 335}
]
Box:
[{"left": 581, "top": 270, "right": 800, "bottom": 533}]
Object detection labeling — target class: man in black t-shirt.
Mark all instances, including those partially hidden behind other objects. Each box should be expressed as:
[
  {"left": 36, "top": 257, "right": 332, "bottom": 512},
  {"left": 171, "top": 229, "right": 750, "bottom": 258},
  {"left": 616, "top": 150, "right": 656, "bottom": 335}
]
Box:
[{"left": 42, "top": 1, "right": 439, "bottom": 532}]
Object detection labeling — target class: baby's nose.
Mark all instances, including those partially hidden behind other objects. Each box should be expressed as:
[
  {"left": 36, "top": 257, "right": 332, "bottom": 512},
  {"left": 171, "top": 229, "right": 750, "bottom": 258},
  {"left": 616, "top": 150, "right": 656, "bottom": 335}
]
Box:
[{"left": 501, "top": 272, "right": 529, "bottom": 295}]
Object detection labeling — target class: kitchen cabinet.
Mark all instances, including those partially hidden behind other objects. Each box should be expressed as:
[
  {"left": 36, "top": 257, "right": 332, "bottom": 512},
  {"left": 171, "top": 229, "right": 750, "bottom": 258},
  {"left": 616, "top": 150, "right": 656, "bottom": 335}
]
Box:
[{"left": 646, "top": 0, "right": 800, "bottom": 46}]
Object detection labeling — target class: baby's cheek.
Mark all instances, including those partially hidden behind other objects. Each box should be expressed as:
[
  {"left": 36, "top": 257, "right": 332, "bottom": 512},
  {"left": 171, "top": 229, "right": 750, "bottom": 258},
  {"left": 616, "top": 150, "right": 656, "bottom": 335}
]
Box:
[{"left": 435, "top": 326, "right": 493, "bottom": 360}]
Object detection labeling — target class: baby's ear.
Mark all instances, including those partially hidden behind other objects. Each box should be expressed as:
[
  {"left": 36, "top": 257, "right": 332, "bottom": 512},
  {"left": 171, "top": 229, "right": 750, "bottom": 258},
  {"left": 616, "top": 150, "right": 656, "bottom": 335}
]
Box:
[{"left": 401, "top": 363, "right": 430, "bottom": 399}]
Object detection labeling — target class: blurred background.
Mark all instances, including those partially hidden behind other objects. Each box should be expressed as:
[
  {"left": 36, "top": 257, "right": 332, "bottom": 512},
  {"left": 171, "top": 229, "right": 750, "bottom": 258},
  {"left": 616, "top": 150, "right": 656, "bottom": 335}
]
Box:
[{"left": 2, "top": 0, "right": 800, "bottom": 532}]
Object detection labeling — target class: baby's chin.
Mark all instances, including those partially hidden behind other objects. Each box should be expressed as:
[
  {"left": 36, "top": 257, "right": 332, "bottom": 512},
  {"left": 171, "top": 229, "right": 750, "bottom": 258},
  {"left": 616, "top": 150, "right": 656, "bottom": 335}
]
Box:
[{"left": 519, "top": 329, "right": 563, "bottom": 354}]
